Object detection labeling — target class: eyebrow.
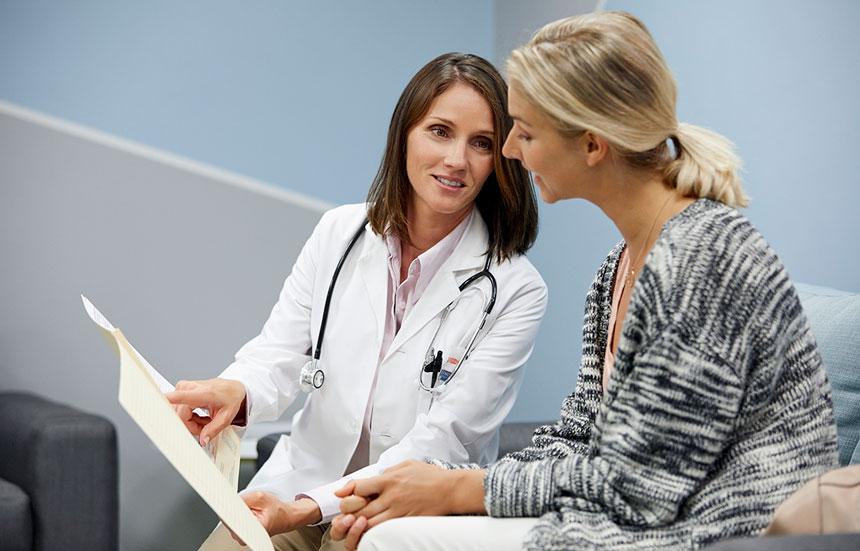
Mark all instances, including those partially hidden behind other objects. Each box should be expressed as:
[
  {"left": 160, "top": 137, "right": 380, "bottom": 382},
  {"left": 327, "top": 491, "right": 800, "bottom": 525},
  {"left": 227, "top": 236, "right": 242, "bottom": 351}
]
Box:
[
  {"left": 510, "top": 115, "right": 532, "bottom": 128},
  {"left": 427, "top": 116, "right": 494, "bottom": 136}
]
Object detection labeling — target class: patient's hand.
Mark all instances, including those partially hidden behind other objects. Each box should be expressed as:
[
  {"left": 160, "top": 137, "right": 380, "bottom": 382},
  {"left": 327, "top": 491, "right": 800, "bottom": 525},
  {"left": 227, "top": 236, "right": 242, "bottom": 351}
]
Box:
[{"left": 330, "top": 510, "right": 369, "bottom": 551}]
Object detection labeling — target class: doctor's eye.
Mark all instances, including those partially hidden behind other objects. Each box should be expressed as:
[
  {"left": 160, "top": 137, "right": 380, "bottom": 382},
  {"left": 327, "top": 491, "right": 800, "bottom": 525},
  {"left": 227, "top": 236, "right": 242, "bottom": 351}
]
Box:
[
  {"left": 472, "top": 137, "right": 493, "bottom": 152},
  {"left": 430, "top": 125, "right": 450, "bottom": 139}
]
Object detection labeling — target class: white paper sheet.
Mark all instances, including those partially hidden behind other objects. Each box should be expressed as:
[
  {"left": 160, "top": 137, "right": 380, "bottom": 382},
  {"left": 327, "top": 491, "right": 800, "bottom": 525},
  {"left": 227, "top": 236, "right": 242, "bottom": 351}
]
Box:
[
  {"left": 82, "top": 295, "right": 173, "bottom": 393},
  {"left": 82, "top": 296, "right": 268, "bottom": 550}
]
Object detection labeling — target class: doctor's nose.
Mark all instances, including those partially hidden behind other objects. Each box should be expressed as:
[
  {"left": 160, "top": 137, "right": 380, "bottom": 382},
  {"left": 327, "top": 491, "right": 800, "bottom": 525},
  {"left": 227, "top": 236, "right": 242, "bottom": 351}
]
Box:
[{"left": 443, "top": 140, "right": 468, "bottom": 170}]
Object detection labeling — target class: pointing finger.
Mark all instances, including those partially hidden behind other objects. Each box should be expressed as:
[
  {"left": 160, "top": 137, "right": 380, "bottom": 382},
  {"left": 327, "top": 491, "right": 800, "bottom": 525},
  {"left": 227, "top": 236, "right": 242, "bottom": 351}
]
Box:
[{"left": 165, "top": 389, "right": 211, "bottom": 408}]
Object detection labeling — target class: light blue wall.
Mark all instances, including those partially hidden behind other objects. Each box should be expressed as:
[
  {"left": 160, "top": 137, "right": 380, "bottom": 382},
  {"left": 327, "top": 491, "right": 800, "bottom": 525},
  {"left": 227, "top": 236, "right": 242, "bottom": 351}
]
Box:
[
  {"left": 0, "top": 0, "right": 493, "bottom": 205},
  {"left": 604, "top": 0, "right": 860, "bottom": 292}
]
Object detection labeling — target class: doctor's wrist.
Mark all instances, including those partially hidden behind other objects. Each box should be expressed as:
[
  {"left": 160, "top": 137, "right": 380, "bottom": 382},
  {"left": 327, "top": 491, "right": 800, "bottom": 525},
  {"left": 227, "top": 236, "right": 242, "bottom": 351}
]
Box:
[{"left": 290, "top": 497, "right": 322, "bottom": 527}]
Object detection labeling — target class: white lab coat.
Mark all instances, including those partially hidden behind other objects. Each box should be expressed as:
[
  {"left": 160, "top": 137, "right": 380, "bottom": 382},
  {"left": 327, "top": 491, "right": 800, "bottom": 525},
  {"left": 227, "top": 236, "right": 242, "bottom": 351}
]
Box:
[{"left": 220, "top": 203, "right": 546, "bottom": 519}]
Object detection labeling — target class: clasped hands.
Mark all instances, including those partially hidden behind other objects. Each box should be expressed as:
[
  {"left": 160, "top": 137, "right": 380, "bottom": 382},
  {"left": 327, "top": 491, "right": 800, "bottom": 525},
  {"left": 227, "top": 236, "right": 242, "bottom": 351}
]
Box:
[{"left": 330, "top": 461, "right": 486, "bottom": 551}]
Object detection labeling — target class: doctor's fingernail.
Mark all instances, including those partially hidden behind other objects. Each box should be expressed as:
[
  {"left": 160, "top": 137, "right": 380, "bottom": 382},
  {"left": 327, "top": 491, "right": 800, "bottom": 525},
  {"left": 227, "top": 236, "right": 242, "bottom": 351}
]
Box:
[{"left": 201, "top": 436, "right": 210, "bottom": 446}]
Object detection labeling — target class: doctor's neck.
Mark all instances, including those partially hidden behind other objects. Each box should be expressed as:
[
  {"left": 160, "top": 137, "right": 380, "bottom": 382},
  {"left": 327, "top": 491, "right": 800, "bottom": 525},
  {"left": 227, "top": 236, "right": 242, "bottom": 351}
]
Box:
[{"left": 401, "top": 204, "right": 473, "bottom": 268}]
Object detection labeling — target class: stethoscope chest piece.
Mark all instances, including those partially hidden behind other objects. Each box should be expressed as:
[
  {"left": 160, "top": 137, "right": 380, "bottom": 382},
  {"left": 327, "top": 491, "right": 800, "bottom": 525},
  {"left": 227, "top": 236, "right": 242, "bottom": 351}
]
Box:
[{"left": 300, "top": 359, "right": 325, "bottom": 392}]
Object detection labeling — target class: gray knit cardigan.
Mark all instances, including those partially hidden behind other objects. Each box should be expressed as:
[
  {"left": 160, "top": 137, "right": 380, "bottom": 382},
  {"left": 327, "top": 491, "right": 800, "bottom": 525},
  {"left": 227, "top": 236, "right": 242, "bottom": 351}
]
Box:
[{"left": 445, "top": 199, "right": 838, "bottom": 549}]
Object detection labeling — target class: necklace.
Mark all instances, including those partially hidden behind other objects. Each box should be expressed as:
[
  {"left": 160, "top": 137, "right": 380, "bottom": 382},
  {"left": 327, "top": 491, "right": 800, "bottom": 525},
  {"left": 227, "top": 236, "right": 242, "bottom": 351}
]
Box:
[{"left": 625, "top": 193, "right": 675, "bottom": 289}]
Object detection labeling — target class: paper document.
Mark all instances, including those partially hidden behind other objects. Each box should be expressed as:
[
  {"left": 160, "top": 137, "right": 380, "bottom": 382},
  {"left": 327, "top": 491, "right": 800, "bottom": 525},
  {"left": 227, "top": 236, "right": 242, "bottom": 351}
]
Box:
[
  {"left": 83, "top": 296, "right": 174, "bottom": 393},
  {"left": 82, "top": 296, "right": 272, "bottom": 551}
]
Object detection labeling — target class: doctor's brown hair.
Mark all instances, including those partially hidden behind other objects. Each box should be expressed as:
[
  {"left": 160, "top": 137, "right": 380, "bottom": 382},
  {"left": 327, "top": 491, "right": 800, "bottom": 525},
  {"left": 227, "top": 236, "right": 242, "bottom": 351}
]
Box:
[{"left": 366, "top": 52, "right": 538, "bottom": 262}]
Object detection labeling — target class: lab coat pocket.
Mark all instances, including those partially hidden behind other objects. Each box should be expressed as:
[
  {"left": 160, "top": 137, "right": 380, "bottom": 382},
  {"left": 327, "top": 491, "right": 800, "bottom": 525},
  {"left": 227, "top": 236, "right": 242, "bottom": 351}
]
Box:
[{"left": 415, "top": 384, "right": 433, "bottom": 414}]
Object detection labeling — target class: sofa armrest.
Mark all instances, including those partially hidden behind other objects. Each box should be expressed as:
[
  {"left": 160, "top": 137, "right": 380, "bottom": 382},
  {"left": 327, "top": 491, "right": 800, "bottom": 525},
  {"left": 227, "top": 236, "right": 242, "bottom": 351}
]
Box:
[
  {"left": 499, "top": 421, "right": 545, "bottom": 458},
  {"left": 0, "top": 392, "right": 117, "bottom": 551},
  {"left": 256, "top": 431, "right": 289, "bottom": 471},
  {"left": 0, "top": 477, "right": 32, "bottom": 551}
]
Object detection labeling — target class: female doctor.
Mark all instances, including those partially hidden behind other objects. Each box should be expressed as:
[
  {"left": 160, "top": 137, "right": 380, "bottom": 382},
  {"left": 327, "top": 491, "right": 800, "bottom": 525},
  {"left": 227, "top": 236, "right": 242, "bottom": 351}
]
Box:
[{"left": 167, "top": 52, "right": 547, "bottom": 549}]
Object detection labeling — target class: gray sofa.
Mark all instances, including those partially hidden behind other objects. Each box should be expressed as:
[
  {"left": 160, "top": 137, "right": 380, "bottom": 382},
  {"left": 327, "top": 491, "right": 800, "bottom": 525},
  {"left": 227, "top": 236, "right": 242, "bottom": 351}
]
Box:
[{"left": 0, "top": 392, "right": 118, "bottom": 551}]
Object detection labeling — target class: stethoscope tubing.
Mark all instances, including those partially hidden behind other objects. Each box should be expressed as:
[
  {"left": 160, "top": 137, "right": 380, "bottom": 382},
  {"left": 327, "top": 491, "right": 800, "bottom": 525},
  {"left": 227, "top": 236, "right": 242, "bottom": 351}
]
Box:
[
  {"left": 458, "top": 256, "right": 496, "bottom": 313},
  {"left": 306, "top": 217, "right": 497, "bottom": 396},
  {"left": 313, "top": 221, "right": 366, "bottom": 361},
  {"left": 417, "top": 259, "right": 496, "bottom": 393}
]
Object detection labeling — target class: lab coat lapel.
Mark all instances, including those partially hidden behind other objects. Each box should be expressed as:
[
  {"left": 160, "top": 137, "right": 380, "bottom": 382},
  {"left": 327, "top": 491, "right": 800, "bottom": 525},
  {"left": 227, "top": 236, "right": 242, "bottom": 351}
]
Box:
[
  {"left": 384, "top": 211, "right": 489, "bottom": 360},
  {"left": 356, "top": 224, "right": 388, "bottom": 348}
]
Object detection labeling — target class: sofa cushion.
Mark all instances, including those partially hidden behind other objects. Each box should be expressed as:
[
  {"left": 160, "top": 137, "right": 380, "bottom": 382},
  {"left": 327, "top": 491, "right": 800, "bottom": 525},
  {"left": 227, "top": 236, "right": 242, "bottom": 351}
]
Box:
[
  {"left": 795, "top": 283, "right": 860, "bottom": 465},
  {"left": 706, "top": 533, "right": 860, "bottom": 550},
  {"left": 0, "top": 477, "right": 32, "bottom": 551}
]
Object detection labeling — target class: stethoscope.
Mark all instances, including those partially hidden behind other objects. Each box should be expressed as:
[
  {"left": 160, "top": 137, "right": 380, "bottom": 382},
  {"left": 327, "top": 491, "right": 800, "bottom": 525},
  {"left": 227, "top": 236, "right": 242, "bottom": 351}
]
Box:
[{"left": 299, "top": 219, "right": 497, "bottom": 395}]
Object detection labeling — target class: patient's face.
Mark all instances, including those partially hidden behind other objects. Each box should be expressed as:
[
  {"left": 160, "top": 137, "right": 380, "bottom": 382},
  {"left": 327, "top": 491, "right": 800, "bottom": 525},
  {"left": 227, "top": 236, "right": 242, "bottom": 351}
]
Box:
[{"left": 503, "top": 84, "right": 588, "bottom": 204}]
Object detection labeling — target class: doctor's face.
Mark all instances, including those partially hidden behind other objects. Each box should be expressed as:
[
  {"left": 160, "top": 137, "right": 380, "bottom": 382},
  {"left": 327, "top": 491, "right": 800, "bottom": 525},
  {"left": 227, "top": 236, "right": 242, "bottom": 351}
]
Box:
[{"left": 405, "top": 83, "right": 495, "bottom": 226}]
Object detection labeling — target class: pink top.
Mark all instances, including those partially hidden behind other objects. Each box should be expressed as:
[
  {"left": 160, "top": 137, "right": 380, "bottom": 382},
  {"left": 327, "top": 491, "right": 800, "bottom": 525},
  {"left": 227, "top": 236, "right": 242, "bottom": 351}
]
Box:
[
  {"left": 343, "top": 209, "right": 474, "bottom": 474},
  {"left": 603, "top": 248, "right": 630, "bottom": 394}
]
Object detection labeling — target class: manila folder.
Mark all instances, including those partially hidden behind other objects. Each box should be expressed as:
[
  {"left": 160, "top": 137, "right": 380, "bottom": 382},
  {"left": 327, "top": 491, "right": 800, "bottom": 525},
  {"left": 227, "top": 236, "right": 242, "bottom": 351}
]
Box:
[{"left": 86, "top": 299, "right": 273, "bottom": 551}]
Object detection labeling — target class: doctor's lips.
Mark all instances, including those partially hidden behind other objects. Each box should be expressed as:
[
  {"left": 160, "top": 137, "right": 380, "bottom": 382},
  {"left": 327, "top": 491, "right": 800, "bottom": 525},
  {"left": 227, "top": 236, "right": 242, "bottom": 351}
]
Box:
[{"left": 434, "top": 175, "right": 466, "bottom": 189}]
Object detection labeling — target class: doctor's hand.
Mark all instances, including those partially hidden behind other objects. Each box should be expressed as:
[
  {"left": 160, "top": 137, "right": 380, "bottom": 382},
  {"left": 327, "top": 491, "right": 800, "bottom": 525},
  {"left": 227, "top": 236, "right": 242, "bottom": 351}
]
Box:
[
  {"left": 165, "top": 378, "right": 246, "bottom": 446},
  {"left": 231, "top": 493, "right": 322, "bottom": 541}
]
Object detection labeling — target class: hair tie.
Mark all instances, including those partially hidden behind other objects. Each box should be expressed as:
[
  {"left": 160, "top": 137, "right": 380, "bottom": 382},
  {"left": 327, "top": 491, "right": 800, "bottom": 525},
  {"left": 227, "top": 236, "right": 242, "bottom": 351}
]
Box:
[{"left": 668, "top": 134, "right": 681, "bottom": 159}]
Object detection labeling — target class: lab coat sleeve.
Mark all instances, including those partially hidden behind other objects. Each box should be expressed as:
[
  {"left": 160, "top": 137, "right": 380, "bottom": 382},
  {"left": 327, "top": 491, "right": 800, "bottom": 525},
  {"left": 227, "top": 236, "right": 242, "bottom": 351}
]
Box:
[
  {"left": 297, "top": 464, "right": 381, "bottom": 523},
  {"left": 377, "top": 259, "right": 548, "bottom": 469},
  {"left": 218, "top": 211, "right": 326, "bottom": 425}
]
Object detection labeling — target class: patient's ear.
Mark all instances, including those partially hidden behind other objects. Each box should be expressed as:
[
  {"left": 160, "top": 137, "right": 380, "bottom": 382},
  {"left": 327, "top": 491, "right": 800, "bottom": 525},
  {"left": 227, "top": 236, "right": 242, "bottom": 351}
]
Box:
[{"left": 583, "top": 131, "right": 609, "bottom": 167}]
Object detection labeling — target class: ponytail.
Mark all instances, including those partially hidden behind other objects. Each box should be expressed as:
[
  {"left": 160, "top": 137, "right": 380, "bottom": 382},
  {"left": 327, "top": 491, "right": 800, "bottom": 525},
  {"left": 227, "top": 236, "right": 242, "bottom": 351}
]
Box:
[{"left": 665, "top": 123, "right": 748, "bottom": 208}]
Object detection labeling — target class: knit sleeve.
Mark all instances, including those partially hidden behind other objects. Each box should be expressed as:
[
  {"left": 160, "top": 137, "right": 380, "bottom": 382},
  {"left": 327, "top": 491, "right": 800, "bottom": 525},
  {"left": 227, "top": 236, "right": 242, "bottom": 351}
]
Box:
[
  {"left": 496, "top": 394, "right": 593, "bottom": 466},
  {"left": 484, "top": 322, "right": 744, "bottom": 524},
  {"left": 494, "top": 246, "right": 618, "bottom": 467}
]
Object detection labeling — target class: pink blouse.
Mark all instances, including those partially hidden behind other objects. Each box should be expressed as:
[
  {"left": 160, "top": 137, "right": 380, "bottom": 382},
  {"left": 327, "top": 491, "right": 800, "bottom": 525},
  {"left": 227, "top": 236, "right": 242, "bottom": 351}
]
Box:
[{"left": 603, "top": 248, "right": 630, "bottom": 394}]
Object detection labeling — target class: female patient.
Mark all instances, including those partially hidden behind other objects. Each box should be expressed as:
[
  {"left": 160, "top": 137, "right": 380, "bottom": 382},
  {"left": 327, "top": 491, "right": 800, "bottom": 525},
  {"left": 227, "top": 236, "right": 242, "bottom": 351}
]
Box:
[
  {"left": 331, "top": 11, "right": 838, "bottom": 550},
  {"left": 168, "top": 53, "right": 546, "bottom": 549}
]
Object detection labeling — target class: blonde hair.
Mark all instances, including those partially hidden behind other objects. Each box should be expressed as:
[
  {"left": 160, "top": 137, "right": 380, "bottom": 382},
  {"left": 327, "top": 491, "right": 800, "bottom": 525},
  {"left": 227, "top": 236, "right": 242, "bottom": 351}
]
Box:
[{"left": 507, "top": 11, "right": 748, "bottom": 208}]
